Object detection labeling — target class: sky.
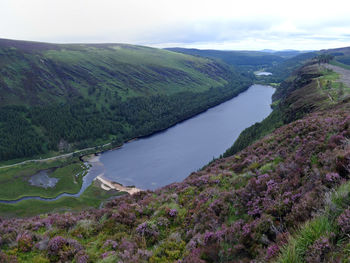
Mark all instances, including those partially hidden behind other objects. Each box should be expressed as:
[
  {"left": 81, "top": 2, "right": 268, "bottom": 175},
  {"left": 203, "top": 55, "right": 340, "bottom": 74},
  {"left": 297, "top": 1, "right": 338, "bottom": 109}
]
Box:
[{"left": 0, "top": 0, "right": 350, "bottom": 50}]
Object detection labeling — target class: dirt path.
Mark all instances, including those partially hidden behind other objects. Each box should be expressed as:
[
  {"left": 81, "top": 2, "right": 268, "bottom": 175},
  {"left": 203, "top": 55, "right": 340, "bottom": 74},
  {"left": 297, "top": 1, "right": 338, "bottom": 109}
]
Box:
[
  {"left": 0, "top": 143, "right": 111, "bottom": 170},
  {"left": 323, "top": 63, "right": 350, "bottom": 88}
]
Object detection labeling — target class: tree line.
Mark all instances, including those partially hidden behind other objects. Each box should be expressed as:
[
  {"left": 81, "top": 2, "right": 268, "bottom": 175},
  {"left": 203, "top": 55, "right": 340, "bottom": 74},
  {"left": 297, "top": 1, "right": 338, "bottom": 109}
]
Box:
[{"left": 0, "top": 77, "right": 251, "bottom": 161}]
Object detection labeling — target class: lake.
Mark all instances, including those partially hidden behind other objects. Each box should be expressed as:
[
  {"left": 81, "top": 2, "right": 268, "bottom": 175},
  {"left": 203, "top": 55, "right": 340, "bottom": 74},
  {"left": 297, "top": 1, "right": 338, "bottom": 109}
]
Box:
[
  {"left": 100, "top": 84, "right": 275, "bottom": 190},
  {"left": 255, "top": 72, "right": 272, "bottom": 76},
  {"left": 0, "top": 84, "right": 275, "bottom": 203}
]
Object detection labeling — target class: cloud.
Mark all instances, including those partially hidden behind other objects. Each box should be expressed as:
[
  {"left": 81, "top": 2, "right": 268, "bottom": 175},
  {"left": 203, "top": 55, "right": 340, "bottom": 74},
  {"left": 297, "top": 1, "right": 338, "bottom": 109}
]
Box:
[{"left": 0, "top": 0, "right": 350, "bottom": 50}]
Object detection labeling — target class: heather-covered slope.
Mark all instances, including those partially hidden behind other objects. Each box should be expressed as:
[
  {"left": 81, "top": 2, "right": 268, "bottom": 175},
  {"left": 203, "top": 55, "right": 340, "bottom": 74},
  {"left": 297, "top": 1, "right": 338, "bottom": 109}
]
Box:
[
  {"left": 223, "top": 58, "right": 350, "bottom": 157},
  {"left": 1, "top": 60, "right": 350, "bottom": 262},
  {"left": 0, "top": 38, "right": 251, "bottom": 161}
]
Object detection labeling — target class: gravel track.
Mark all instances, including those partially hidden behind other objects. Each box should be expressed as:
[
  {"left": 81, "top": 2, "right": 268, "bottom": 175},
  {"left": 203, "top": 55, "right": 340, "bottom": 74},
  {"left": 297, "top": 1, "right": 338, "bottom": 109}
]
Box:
[{"left": 323, "top": 63, "right": 350, "bottom": 88}]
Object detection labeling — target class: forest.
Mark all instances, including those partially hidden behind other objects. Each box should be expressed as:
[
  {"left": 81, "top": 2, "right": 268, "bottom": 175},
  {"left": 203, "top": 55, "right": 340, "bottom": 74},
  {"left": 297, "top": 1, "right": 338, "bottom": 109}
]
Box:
[{"left": 0, "top": 77, "right": 250, "bottom": 160}]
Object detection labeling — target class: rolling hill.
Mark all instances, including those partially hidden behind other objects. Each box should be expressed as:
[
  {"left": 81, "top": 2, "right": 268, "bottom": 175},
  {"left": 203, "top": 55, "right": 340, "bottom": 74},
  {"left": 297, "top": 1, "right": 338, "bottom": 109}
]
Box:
[{"left": 165, "top": 47, "right": 285, "bottom": 68}]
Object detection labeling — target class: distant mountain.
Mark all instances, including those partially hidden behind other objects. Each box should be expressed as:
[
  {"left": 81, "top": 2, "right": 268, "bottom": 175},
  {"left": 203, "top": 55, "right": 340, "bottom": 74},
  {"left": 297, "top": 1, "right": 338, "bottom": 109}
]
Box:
[
  {"left": 321, "top": 46, "right": 350, "bottom": 68},
  {"left": 165, "top": 47, "right": 285, "bottom": 69},
  {"left": 263, "top": 51, "right": 318, "bottom": 82},
  {"left": 260, "top": 49, "right": 315, "bottom": 58}
]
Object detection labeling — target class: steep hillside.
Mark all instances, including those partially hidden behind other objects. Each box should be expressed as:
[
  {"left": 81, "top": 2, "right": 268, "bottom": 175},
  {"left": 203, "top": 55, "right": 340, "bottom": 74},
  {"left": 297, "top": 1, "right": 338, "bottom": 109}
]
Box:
[
  {"left": 0, "top": 39, "right": 251, "bottom": 161},
  {"left": 223, "top": 56, "right": 349, "bottom": 157},
  {"left": 264, "top": 52, "right": 317, "bottom": 83},
  {"left": 1, "top": 56, "right": 350, "bottom": 262},
  {"left": 0, "top": 39, "right": 241, "bottom": 106}
]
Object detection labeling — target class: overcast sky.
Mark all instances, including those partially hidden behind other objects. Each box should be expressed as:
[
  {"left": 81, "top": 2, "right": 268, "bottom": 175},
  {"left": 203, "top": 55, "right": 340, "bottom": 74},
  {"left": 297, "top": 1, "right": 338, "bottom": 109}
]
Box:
[{"left": 1, "top": 0, "right": 350, "bottom": 50}]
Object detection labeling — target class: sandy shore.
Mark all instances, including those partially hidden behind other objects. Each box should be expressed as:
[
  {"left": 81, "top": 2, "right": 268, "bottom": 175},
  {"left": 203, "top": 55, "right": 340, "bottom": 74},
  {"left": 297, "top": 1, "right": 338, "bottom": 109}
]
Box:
[
  {"left": 84, "top": 153, "right": 141, "bottom": 195},
  {"left": 94, "top": 175, "right": 141, "bottom": 195}
]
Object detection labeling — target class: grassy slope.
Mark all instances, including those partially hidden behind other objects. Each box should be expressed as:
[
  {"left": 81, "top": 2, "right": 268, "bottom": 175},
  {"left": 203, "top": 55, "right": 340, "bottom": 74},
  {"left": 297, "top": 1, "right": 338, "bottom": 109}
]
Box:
[{"left": 0, "top": 39, "right": 231, "bottom": 106}]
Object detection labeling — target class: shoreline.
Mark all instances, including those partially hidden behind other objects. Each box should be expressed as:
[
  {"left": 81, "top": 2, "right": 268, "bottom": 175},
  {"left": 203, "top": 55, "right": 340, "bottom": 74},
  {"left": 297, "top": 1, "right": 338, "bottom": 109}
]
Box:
[
  {"left": 94, "top": 175, "right": 141, "bottom": 195},
  {"left": 85, "top": 154, "right": 141, "bottom": 195},
  {"left": 0, "top": 83, "right": 252, "bottom": 169}
]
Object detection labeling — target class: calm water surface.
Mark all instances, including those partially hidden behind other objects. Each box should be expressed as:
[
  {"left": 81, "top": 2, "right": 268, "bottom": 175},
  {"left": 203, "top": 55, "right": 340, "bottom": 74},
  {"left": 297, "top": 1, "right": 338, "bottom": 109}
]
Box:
[
  {"left": 255, "top": 72, "right": 272, "bottom": 76},
  {"left": 100, "top": 84, "right": 275, "bottom": 190},
  {"left": 0, "top": 84, "right": 275, "bottom": 203}
]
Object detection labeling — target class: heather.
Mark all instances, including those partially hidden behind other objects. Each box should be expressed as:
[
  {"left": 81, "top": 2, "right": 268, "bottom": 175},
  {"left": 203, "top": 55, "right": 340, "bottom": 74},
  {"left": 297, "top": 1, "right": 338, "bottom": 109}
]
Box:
[{"left": 0, "top": 106, "right": 350, "bottom": 262}]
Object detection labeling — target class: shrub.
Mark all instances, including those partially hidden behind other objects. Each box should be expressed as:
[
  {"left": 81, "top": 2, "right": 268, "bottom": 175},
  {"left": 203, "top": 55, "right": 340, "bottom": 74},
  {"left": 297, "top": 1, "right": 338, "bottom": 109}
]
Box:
[
  {"left": 47, "top": 236, "right": 84, "bottom": 262},
  {"left": 16, "top": 231, "right": 33, "bottom": 252},
  {"left": 266, "top": 244, "right": 279, "bottom": 260},
  {"left": 305, "top": 236, "right": 332, "bottom": 263},
  {"left": 337, "top": 208, "right": 350, "bottom": 233}
]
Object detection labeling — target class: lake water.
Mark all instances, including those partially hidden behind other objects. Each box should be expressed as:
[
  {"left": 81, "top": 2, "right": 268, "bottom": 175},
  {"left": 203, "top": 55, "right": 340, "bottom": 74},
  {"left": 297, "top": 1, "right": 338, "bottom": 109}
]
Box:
[
  {"left": 255, "top": 72, "right": 272, "bottom": 76},
  {"left": 100, "top": 84, "right": 275, "bottom": 190},
  {"left": 0, "top": 84, "right": 274, "bottom": 203}
]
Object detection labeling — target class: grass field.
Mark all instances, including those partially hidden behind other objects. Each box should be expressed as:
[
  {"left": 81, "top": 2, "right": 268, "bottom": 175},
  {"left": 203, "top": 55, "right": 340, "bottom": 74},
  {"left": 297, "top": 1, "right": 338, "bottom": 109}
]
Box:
[
  {"left": 0, "top": 158, "right": 86, "bottom": 201},
  {"left": 0, "top": 182, "right": 123, "bottom": 218},
  {"left": 0, "top": 156, "right": 126, "bottom": 218}
]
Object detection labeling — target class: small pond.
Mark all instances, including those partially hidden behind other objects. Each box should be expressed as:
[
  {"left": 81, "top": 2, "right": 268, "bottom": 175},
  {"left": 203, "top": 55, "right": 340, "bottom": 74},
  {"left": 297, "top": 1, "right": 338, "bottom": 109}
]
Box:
[
  {"left": 29, "top": 170, "right": 59, "bottom": 188},
  {"left": 255, "top": 72, "right": 272, "bottom": 76}
]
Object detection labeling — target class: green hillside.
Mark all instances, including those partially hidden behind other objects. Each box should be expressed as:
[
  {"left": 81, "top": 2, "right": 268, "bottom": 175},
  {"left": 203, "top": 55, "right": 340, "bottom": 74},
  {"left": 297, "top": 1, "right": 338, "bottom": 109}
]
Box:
[
  {"left": 0, "top": 39, "right": 251, "bottom": 161},
  {"left": 1, "top": 39, "right": 239, "bottom": 106}
]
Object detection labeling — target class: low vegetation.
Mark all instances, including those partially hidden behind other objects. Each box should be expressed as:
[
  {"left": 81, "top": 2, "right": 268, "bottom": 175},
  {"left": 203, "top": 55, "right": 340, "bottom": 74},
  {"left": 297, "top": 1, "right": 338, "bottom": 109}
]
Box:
[
  {"left": 0, "top": 158, "right": 86, "bottom": 201},
  {"left": 1, "top": 102, "right": 350, "bottom": 261},
  {"left": 0, "top": 182, "right": 123, "bottom": 218}
]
